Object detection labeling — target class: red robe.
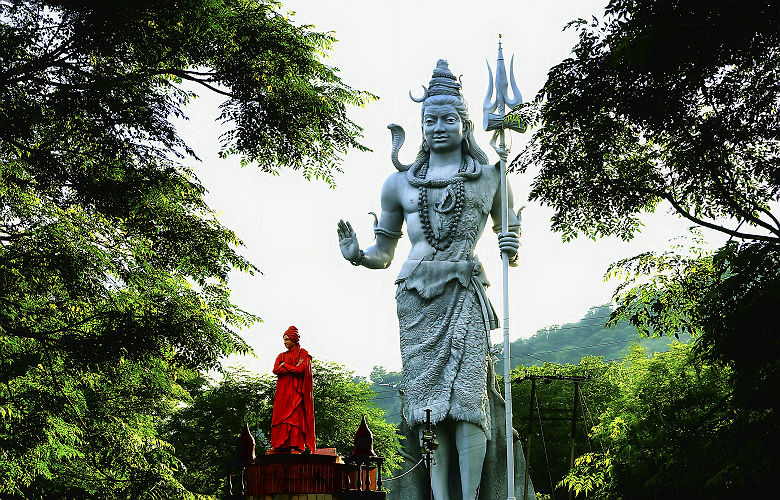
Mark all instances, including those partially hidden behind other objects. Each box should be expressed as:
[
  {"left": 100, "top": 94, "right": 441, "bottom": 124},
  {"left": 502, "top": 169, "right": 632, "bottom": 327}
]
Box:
[{"left": 270, "top": 345, "right": 315, "bottom": 452}]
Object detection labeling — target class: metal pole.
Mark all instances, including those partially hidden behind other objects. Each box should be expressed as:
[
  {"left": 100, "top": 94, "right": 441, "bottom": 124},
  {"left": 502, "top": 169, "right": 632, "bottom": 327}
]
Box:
[
  {"left": 523, "top": 378, "right": 535, "bottom": 500},
  {"left": 568, "top": 382, "right": 580, "bottom": 500},
  {"left": 499, "top": 127, "right": 517, "bottom": 500},
  {"left": 425, "top": 409, "right": 433, "bottom": 500},
  {"left": 485, "top": 34, "right": 524, "bottom": 500}
]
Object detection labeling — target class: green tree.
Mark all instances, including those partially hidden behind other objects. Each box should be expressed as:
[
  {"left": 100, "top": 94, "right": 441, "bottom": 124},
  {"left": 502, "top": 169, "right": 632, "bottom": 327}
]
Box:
[
  {"left": 515, "top": 0, "right": 779, "bottom": 243},
  {"left": 511, "top": 2, "right": 779, "bottom": 494},
  {"left": 164, "top": 362, "right": 401, "bottom": 497},
  {"left": 511, "top": 344, "right": 754, "bottom": 499},
  {"left": 559, "top": 344, "right": 744, "bottom": 500},
  {"left": 600, "top": 241, "right": 779, "bottom": 497},
  {"left": 1, "top": 0, "right": 373, "bottom": 496}
]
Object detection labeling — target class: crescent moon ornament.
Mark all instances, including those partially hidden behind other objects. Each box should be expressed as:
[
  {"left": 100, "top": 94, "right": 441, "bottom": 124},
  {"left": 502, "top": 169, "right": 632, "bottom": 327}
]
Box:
[{"left": 409, "top": 85, "right": 428, "bottom": 103}]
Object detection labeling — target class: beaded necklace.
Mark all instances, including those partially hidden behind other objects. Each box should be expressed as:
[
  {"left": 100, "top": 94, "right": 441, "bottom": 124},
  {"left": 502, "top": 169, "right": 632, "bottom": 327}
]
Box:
[{"left": 416, "top": 158, "right": 468, "bottom": 251}]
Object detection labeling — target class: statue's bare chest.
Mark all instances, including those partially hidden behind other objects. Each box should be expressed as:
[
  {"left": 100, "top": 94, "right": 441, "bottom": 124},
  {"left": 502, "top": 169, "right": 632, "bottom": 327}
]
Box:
[{"left": 398, "top": 172, "right": 498, "bottom": 217}]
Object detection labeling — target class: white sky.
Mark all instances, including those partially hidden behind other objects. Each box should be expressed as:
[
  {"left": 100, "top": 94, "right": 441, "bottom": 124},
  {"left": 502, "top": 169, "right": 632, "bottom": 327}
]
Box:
[{"left": 177, "top": 0, "right": 731, "bottom": 377}]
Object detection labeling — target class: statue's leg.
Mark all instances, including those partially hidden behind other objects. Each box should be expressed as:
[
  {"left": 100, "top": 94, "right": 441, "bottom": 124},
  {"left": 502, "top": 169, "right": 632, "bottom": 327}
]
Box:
[
  {"left": 421, "top": 422, "right": 453, "bottom": 500},
  {"left": 455, "top": 421, "right": 487, "bottom": 500}
]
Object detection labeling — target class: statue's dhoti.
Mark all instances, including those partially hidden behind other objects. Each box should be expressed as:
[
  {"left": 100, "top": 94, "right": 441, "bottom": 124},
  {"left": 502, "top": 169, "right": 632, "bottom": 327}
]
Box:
[
  {"left": 391, "top": 258, "right": 536, "bottom": 499},
  {"left": 395, "top": 258, "right": 498, "bottom": 434}
]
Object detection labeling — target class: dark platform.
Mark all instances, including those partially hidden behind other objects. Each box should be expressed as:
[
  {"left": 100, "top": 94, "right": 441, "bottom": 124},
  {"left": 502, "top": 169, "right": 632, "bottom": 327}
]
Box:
[{"left": 246, "top": 451, "right": 384, "bottom": 499}]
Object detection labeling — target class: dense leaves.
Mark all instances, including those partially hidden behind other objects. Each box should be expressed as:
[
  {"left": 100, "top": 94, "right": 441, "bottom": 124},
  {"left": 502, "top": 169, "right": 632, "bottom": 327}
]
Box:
[
  {"left": 508, "top": 1, "right": 779, "bottom": 496},
  {"left": 606, "top": 241, "right": 780, "bottom": 485},
  {"left": 1, "top": 0, "right": 373, "bottom": 496},
  {"left": 165, "top": 363, "right": 402, "bottom": 496},
  {"left": 514, "top": 0, "right": 780, "bottom": 243},
  {"left": 554, "top": 343, "right": 771, "bottom": 500},
  {"left": 511, "top": 344, "right": 771, "bottom": 499}
]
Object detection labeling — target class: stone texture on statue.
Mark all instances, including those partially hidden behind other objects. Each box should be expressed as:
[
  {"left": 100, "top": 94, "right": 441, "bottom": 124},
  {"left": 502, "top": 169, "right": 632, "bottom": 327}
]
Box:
[
  {"left": 388, "top": 363, "right": 536, "bottom": 499},
  {"left": 337, "top": 59, "right": 534, "bottom": 499},
  {"left": 269, "top": 326, "right": 316, "bottom": 454}
]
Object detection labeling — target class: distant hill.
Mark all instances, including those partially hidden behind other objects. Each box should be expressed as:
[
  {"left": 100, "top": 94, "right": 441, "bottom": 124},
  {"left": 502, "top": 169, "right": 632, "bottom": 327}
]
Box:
[
  {"left": 493, "top": 303, "right": 684, "bottom": 375},
  {"left": 369, "top": 303, "right": 684, "bottom": 423}
]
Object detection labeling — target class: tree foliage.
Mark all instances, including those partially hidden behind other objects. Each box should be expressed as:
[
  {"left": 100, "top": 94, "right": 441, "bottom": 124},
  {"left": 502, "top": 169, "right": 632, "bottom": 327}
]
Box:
[
  {"left": 1, "top": 0, "right": 373, "bottom": 496},
  {"left": 515, "top": 0, "right": 779, "bottom": 243},
  {"left": 555, "top": 343, "right": 771, "bottom": 500},
  {"left": 508, "top": 2, "right": 780, "bottom": 494},
  {"left": 605, "top": 241, "right": 779, "bottom": 477},
  {"left": 511, "top": 343, "right": 772, "bottom": 499},
  {"left": 165, "top": 363, "right": 402, "bottom": 497}
]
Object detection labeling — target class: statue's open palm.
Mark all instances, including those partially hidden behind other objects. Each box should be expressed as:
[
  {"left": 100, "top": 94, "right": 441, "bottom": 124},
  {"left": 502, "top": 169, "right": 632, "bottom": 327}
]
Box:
[{"left": 337, "top": 219, "right": 360, "bottom": 262}]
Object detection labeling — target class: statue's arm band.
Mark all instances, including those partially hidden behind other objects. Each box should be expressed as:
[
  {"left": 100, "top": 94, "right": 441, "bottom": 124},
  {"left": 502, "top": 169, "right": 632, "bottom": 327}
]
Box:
[
  {"left": 374, "top": 226, "right": 403, "bottom": 239},
  {"left": 492, "top": 222, "right": 521, "bottom": 234}
]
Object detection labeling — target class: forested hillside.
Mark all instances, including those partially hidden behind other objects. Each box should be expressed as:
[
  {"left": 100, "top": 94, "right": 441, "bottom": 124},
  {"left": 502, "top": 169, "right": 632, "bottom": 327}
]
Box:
[
  {"left": 369, "top": 303, "right": 682, "bottom": 423},
  {"left": 493, "top": 304, "right": 684, "bottom": 374}
]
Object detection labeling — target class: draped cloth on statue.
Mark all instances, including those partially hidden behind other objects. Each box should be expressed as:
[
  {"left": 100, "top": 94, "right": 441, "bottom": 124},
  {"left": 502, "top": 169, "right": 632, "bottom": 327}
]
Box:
[
  {"left": 389, "top": 361, "right": 537, "bottom": 500},
  {"left": 270, "top": 346, "right": 315, "bottom": 452},
  {"left": 395, "top": 160, "right": 502, "bottom": 435},
  {"left": 396, "top": 264, "right": 497, "bottom": 434}
]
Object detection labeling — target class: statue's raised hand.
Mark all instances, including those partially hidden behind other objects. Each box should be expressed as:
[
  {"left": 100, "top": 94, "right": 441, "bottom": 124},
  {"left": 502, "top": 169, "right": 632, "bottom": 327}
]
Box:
[{"left": 337, "top": 219, "right": 361, "bottom": 263}]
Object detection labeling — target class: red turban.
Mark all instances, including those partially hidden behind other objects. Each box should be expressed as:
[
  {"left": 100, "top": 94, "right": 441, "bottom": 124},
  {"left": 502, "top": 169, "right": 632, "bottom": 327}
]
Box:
[{"left": 284, "top": 325, "right": 299, "bottom": 343}]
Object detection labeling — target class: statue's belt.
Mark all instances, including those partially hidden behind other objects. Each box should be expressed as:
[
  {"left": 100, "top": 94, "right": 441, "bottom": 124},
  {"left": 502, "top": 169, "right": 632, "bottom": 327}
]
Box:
[{"left": 395, "top": 259, "right": 499, "bottom": 331}]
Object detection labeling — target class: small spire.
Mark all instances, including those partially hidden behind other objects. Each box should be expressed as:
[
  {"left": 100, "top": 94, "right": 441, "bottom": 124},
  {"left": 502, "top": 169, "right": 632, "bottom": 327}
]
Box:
[{"left": 351, "top": 415, "right": 377, "bottom": 457}]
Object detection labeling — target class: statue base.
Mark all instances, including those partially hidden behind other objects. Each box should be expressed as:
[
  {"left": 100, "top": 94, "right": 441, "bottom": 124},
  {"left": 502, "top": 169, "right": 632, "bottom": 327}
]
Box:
[
  {"left": 245, "top": 449, "right": 385, "bottom": 499},
  {"left": 246, "top": 495, "right": 385, "bottom": 500}
]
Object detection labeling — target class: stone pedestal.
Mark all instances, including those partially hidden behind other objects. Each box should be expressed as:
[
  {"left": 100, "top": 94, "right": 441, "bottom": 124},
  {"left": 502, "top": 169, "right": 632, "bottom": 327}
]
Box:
[{"left": 245, "top": 449, "right": 385, "bottom": 500}]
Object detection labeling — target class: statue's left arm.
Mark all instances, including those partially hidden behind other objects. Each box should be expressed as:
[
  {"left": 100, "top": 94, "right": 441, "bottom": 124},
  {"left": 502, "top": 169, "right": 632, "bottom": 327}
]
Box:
[{"left": 490, "top": 172, "right": 522, "bottom": 267}]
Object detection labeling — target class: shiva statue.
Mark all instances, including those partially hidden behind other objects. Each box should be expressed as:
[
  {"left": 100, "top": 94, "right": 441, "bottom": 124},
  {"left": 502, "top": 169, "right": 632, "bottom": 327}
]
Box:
[{"left": 337, "top": 60, "right": 534, "bottom": 499}]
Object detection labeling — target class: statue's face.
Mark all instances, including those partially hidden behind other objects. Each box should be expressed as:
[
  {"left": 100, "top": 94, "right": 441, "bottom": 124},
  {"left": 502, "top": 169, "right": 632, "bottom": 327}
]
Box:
[
  {"left": 423, "top": 104, "right": 463, "bottom": 154},
  {"left": 283, "top": 334, "right": 294, "bottom": 350}
]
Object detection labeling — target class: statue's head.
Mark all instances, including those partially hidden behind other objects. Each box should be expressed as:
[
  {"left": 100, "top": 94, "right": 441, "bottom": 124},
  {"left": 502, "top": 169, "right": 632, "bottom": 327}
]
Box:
[
  {"left": 283, "top": 325, "right": 299, "bottom": 349},
  {"left": 413, "top": 60, "right": 489, "bottom": 164}
]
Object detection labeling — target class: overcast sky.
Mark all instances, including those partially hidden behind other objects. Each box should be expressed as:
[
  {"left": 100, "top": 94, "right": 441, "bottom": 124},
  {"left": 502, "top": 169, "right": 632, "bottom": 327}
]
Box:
[{"left": 176, "top": 0, "right": 730, "bottom": 377}]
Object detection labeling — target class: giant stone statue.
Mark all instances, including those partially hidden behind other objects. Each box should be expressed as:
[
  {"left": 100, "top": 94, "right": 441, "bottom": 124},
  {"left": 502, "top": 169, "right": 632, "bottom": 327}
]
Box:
[{"left": 337, "top": 60, "right": 535, "bottom": 499}]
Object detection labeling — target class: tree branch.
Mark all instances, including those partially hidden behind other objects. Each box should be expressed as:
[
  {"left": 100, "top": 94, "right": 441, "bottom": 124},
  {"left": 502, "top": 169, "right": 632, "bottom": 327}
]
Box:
[
  {"left": 164, "top": 70, "right": 234, "bottom": 98},
  {"left": 698, "top": 84, "right": 780, "bottom": 238},
  {"left": 1, "top": 36, "right": 77, "bottom": 85},
  {"left": 661, "top": 193, "right": 780, "bottom": 243},
  {"left": 757, "top": 206, "right": 780, "bottom": 232},
  {"left": 707, "top": 167, "right": 780, "bottom": 238}
]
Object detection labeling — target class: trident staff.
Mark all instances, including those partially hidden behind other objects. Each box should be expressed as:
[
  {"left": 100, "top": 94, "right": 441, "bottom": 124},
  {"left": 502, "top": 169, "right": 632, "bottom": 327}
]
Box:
[{"left": 484, "top": 34, "right": 526, "bottom": 500}]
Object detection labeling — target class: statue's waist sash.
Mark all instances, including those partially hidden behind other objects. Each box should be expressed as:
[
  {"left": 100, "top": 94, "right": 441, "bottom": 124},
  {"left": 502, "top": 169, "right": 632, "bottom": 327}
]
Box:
[{"left": 395, "top": 258, "right": 498, "bottom": 330}]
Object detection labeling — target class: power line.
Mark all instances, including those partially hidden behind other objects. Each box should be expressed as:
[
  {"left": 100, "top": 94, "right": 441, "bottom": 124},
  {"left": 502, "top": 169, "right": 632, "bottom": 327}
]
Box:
[
  {"left": 383, "top": 457, "right": 424, "bottom": 482},
  {"left": 535, "top": 389, "right": 556, "bottom": 499}
]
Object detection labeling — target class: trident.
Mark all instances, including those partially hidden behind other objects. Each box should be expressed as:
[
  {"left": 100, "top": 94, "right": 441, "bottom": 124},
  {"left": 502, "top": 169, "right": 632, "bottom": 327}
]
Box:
[{"left": 483, "top": 34, "right": 526, "bottom": 500}]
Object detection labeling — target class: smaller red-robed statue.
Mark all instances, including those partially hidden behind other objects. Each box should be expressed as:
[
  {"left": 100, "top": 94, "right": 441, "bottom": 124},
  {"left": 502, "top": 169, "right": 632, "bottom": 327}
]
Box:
[{"left": 269, "top": 326, "right": 316, "bottom": 453}]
